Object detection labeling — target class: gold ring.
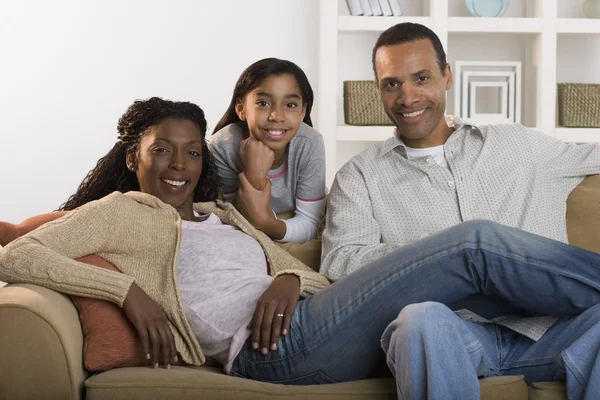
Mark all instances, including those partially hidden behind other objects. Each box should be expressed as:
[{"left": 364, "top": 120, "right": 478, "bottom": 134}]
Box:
[{"left": 276, "top": 313, "right": 285, "bottom": 317}]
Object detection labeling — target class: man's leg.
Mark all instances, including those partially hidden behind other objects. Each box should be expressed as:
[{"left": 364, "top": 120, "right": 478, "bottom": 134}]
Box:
[
  {"left": 498, "top": 303, "right": 600, "bottom": 400},
  {"left": 381, "top": 302, "right": 497, "bottom": 400},
  {"left": 233, "top": 221, "right": 600, "bottom": 386}
]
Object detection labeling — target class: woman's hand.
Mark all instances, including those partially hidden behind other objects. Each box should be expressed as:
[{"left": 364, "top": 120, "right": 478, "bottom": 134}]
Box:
[
  {"left": 122, "top": 282, "right": 178, "bottom": 369},
  {"left": 248, "top": 274, "right": 300, "bottom": 354},
  {"left": 239, "top": 137, "right": 275, "bottom": 190}
]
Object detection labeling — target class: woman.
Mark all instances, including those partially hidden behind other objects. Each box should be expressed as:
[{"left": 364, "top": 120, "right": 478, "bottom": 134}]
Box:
[{"left": 2, "top": 98, "right": 600, "bottom": 396}]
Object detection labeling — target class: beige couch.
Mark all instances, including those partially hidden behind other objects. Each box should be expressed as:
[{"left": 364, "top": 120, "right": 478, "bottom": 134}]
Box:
[{"left": 2, "top": 175, "right": 600, "bottom": 400}]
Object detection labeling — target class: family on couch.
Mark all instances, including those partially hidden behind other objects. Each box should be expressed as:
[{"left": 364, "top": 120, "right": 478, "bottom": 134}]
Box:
[{"left": 1, "top": 22, "right": 600, "bottom": 400}]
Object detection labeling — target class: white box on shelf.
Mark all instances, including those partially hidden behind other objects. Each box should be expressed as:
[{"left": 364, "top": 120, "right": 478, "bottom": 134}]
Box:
[
  {"left": 455, "top": 61, "right": 521, "bottom": 124},
  {"left": 469, "top": 81, "right": 510, "bottom": 123},
  {"left": 461, "top": 71, "right": 516, "bottom": 122}
]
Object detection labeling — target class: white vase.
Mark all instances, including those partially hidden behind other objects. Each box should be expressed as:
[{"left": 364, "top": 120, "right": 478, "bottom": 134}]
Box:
[{"left": 584, "top": 0, "right": 600, "bottom": 18}]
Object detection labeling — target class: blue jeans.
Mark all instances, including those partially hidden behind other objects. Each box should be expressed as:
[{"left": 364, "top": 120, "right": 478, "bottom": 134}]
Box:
[
  {"left": 381, "top": 301, "right": 600, "bottom": 400},
  {"left": 230, "top": 220, "right": 600, "bottom": 398}
]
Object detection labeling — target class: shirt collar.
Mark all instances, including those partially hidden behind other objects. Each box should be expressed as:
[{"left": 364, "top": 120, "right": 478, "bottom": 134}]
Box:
[{"left": 378, "top": 116, "right": 481, "bottom": 158}]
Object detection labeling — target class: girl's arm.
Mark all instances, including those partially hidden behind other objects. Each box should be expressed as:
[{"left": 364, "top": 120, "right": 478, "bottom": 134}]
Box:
[
  {"left": 278, "top": 197, "right": 326, "bottom": 243},
  {"left": 279, "top": 134, "right": 327, "bottom": 243},
  {"left": 236, "top": 172, "right": 288, "bottom": 240},
  {"left": 0, "top": 193, "right": 134, "bottom": 306}
]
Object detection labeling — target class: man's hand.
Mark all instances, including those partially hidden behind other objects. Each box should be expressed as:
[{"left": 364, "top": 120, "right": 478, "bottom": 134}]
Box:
[
  {"left": 239, "top": 137, "right": 275, "bottom": 190},
  {"left": 248, "top": 274, "right": 300, "bottom": 354},
  {"left": 122, "top": 282, "right": 178, "bottom": 369}
]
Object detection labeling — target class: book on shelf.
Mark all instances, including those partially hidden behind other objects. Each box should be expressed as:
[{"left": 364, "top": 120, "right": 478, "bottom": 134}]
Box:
[
  {"left": 389, "top": 0, "right": 403, "bottom": 16},
  {"left": 378, "top": 0, "right": 393, "bottom": 16},
  {"left": 346, "top": 0, "right": 403, "bottom": 17},
  {"left": 369, "top": 0, "right": 383, "bottom": 15},
  {"left": 358, "top": 0, "right": 373, "bottom": 16},
  {"left": 345, "top": 0, "right": 363, "bottom": 16}
]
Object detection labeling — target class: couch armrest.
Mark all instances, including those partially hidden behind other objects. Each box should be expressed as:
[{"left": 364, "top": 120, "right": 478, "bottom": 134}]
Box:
[{"left": 0, "top": 284, "right": 87, "bottom": 399}]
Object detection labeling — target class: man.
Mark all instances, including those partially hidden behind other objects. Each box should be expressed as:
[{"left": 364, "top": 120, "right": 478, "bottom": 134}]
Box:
[{"left": 322, "top": 22, "right": 600, "bottom": 399}]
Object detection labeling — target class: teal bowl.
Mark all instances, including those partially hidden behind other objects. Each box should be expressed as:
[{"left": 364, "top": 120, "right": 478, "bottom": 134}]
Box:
[{"left": 465, "top": 0, "right": 509, "bottom": 17}]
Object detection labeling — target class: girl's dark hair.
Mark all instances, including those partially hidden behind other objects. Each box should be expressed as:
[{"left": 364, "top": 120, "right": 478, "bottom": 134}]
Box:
[
  {"left": 213, "top": 58, "right": 314, "bottom": 134},
  {"left": 59, "top": 97, "right": 218, "bottom": 210}
]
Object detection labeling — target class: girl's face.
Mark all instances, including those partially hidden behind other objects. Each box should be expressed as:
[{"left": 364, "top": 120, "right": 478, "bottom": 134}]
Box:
[{"left": 235, "top": 73, "right": 307, "bottom": 155}]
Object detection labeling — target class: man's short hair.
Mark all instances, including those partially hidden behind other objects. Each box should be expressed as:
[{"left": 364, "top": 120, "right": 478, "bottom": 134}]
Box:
[{"left": 372, "top": 22, "right": 448, "bottom": 78}]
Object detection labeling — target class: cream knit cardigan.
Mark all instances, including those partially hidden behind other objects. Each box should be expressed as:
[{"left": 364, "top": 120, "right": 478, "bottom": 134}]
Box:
[{"left": 0, "top": 191, "right": 331, "bottom": 366}]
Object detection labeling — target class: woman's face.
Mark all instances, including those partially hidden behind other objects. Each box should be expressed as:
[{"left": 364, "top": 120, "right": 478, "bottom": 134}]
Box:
[
  {"left": 128, "top": 118, "right": 204, "bottom": 214},
  {"left": 235, "top": 73, "right": 307, "bottom": 155}
]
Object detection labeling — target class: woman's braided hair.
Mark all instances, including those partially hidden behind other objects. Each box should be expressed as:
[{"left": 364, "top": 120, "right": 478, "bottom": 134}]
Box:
[{"left": 59, "top": 97, "right": 218, "bottom": 211}]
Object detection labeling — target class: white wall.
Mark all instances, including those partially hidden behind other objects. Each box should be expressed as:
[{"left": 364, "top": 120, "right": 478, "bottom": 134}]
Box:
[
  {"left": 2, "top": 0, "right": 599, "bottom": 224},
  {"left": 0, "top": 0, "right": 318, "bottom": 223}
]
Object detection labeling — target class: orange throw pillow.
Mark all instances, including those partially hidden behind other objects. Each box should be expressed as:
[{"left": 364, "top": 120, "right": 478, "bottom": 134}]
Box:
[
  {"left": 0, "top": 212, "right": 148, "bottom": 371},
  {"left": 72, "top": 255, "right": 148, "bottom": 371}
]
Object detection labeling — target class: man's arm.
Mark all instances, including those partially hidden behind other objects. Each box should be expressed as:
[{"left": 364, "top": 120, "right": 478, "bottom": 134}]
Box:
[
  {"left": 320, "top": 161, "right": 402, "bottom": 281},
  {"left": 528, "top": 127, "right": 600, "bottom": 177}
]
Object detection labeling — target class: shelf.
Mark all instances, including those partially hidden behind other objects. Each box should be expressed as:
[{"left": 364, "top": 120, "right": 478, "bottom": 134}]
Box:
[
  {"left": 338, "top": 16, "right": 433, "bottom": 31},
  {"left": 337, "top": 125, "right": 395, "bottom": 141},
  {"left": 557, "top": 19, "right": 600, "bottom": 34},
  {"left": 447, "top": 17, "right": 543, "bottom": 33},
  {"left": 338, "top": 125, "right": 548, "bottom": 142},
  {"left": 337, "top": 16, "right": 600, "bottom": 35},
  {"left": 555, "top": 128, "right": 600, "bottom": 143},
  {"left": 321, "top": 1, "right": 600, "bottom": 186}
]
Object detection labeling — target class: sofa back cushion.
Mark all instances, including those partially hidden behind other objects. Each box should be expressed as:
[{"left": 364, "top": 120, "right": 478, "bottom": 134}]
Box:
[
  {"left": 566, "top": 175, "right": 600, "bottom": 253},
  {"left": 0, "top": 211, "right": 68, "bottom": 246}
]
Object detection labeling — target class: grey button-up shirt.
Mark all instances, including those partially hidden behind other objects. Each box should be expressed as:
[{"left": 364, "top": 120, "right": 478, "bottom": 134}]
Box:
[{"left": 322, "top": 117, "right": 600, "bottom": 340}]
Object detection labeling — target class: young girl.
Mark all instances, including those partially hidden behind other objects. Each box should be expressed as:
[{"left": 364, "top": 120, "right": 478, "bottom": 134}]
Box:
[{"left": 209, "top": 58, "right": 326, "bottom": 244}]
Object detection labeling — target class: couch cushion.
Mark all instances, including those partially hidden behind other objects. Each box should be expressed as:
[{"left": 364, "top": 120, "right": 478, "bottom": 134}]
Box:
[
  {"left": 566, "top": 174, "right": 600, "bottom": 253},
  {"left": 529, "top": 381, "right": 567, "bottom": 400},
  {"left": 72, "top": 255, "right": 149, "bottom": 371},
  {"left": 276, "top": 240, "right": 322, "bottom": 272},
  {"left": 85, "top": 366, "right": 529, "bottom": 400},
  {"left": 0, "top": 211, "right": 68, "bottom": 246}
]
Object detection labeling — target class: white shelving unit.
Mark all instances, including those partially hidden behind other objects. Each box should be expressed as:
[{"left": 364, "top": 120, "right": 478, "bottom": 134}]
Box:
[{"left": 317, "top": 0, "right": 600, "bottom": 186}]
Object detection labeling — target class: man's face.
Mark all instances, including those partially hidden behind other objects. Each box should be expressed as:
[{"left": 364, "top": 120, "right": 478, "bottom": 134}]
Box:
[{"left": 375, "top": 39, "right": 452, "bottom": 148}]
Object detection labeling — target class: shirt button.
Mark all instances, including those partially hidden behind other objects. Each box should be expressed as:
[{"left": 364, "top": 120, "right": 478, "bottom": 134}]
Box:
[
  {"left": 426, "top": 158, "right": 434, "bottom": 164},
  {"left": 448, "top": 181, "right": 455, "bottom": 188}
]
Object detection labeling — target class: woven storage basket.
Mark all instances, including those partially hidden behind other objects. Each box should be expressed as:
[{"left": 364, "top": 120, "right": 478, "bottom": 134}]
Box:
[
  {"left": 557, "top": 83, "right": 600, "bottom": 128},
  {"left": 343, "top": 81, "right": 393, "bottom": 126}
]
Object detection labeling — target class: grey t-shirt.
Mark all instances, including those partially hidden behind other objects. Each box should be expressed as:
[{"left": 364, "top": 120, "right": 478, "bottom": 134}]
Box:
[{"left": 208, "top": 122, "right": 326, "bottom": 213}]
